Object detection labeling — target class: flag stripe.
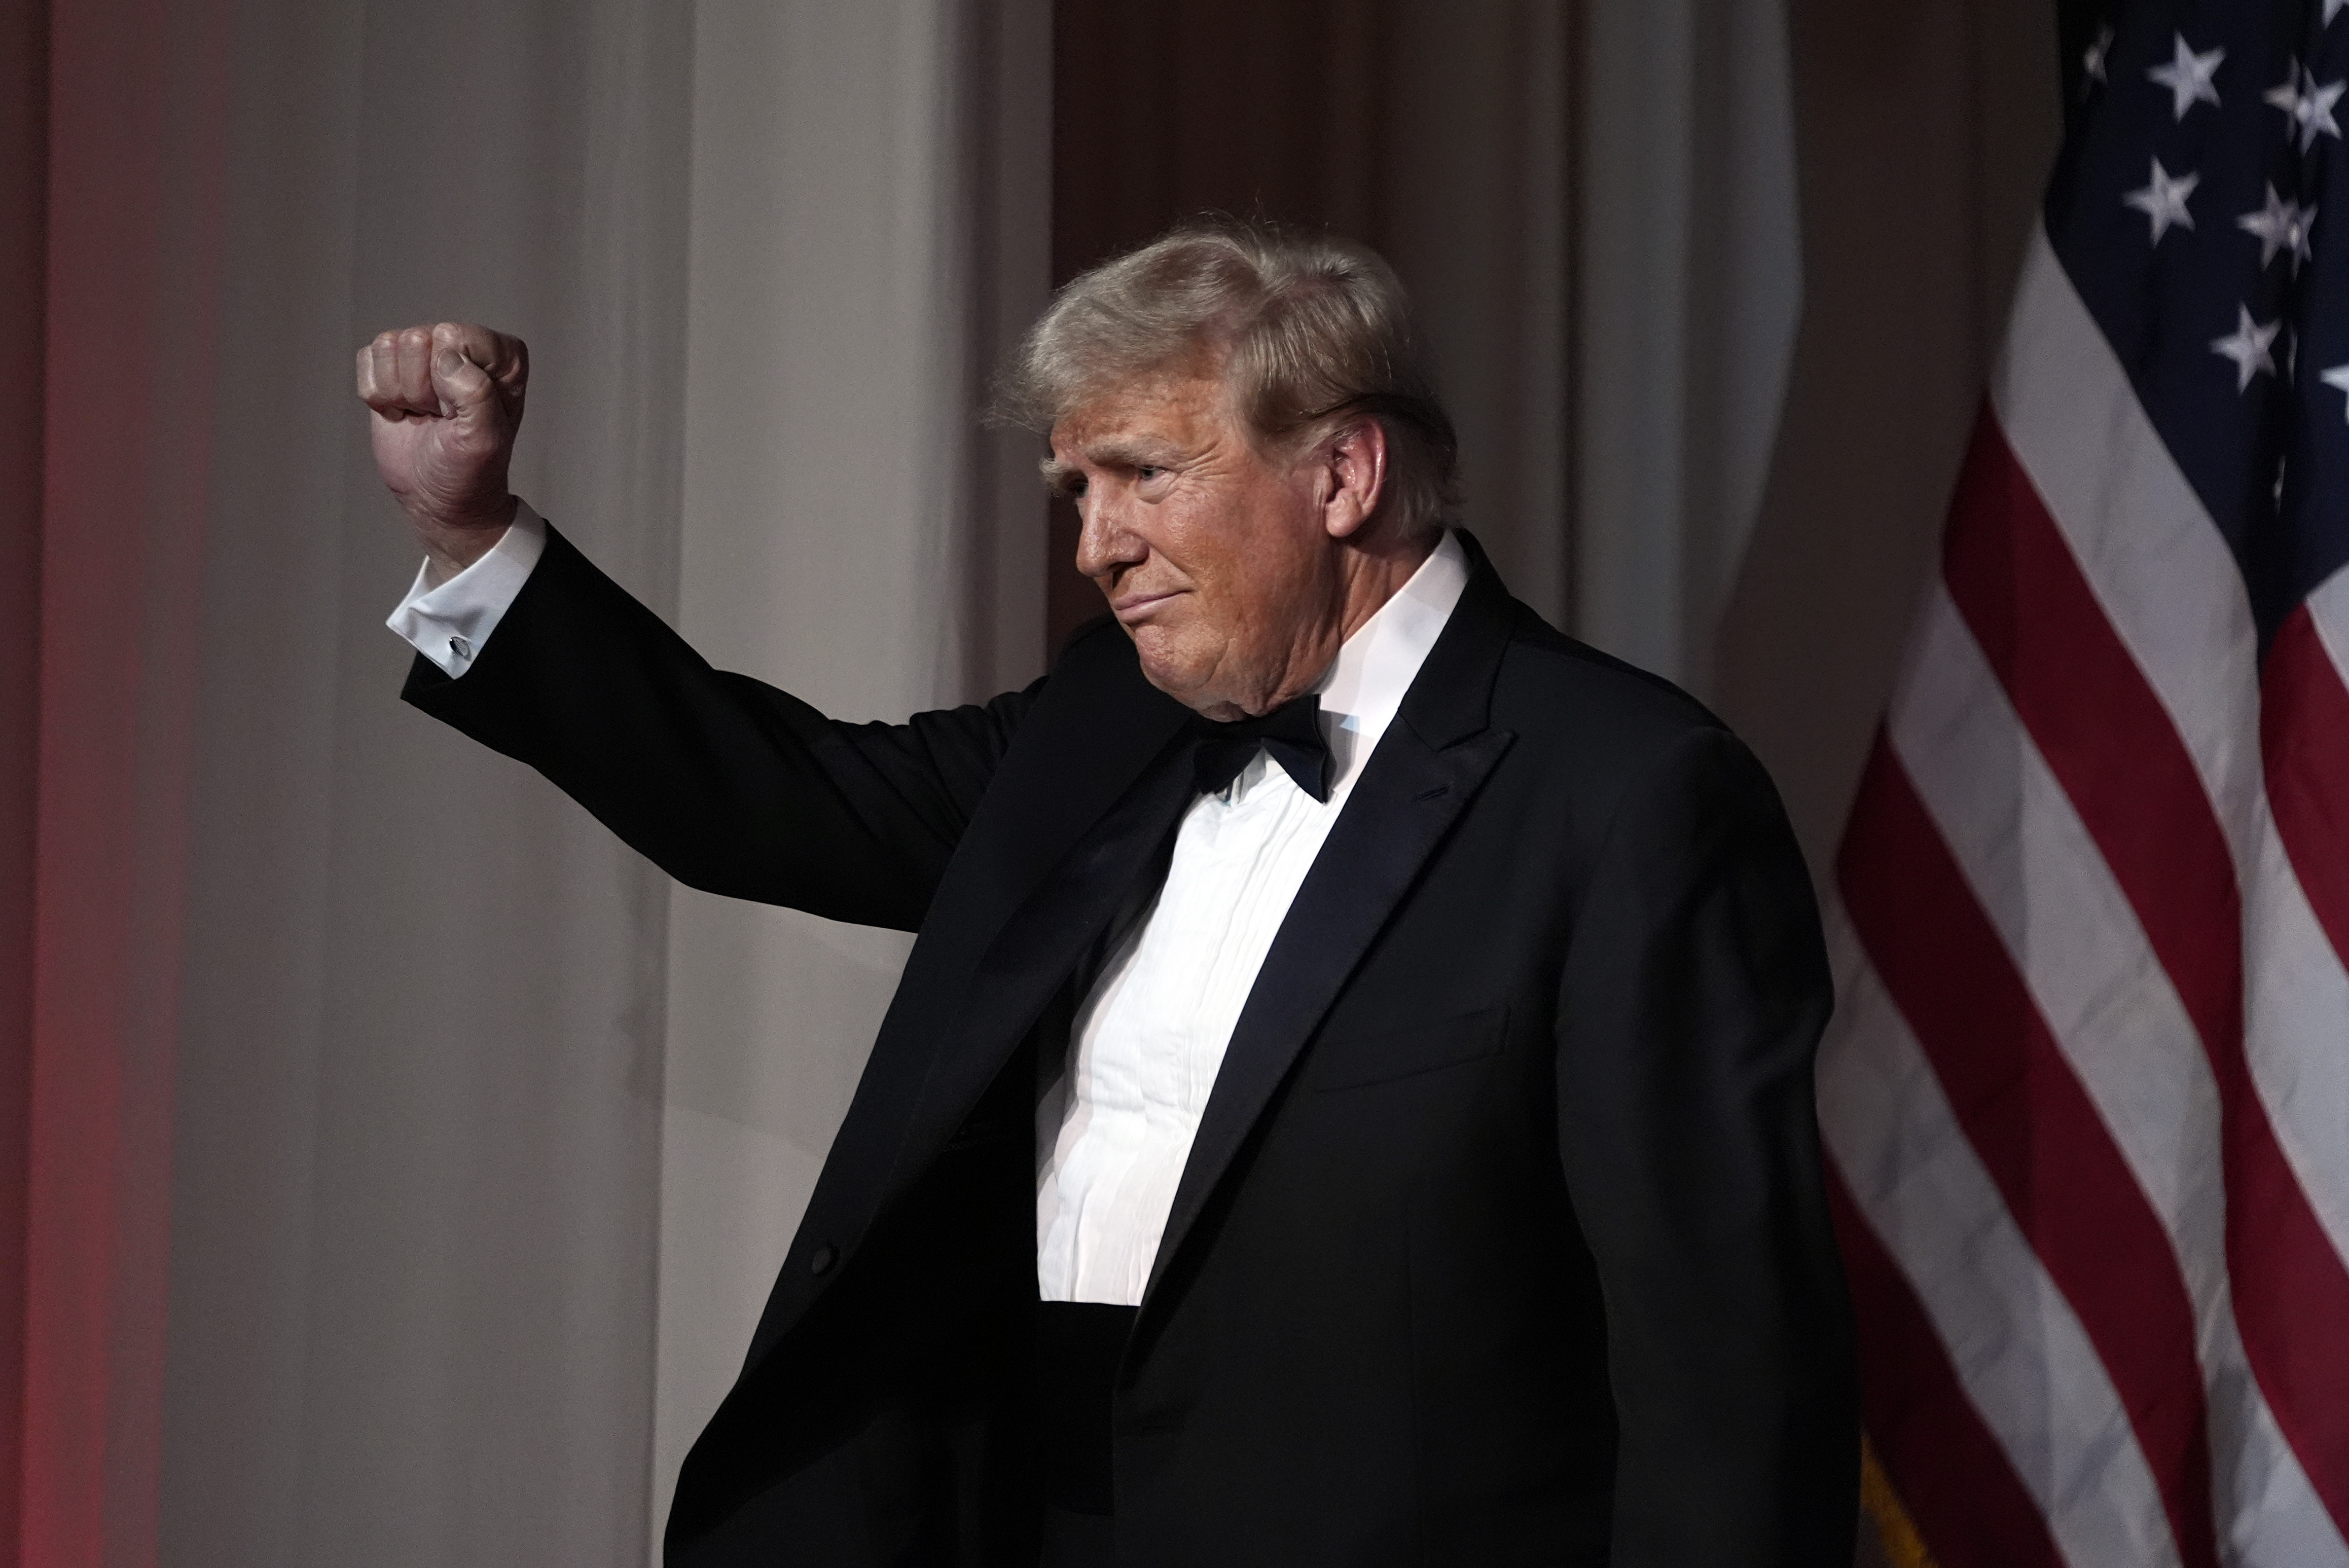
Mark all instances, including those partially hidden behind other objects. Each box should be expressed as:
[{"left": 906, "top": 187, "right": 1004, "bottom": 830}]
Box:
[
  {"left": 1886, "top": 580, "right": 2225, "bottom": 1254},
  {"left": 1840, "top": 735, "right": 2219, "bottom": 1568},
  {"left": 2001, "top": 225, "right": 2349, "bottom": 1314},
  {"left": 1820, "top": 915, "right": 2183, "bottom": 1568},
  {"left": 1992, "top": 232, "right": 2261, "bottom": 877},
  {"left": 2261, "top": 598, "right": 2349, "bottom": 975},
  {"left": 1827, "top": 1166, "right": 2063, "bottom": 1568},
  {"left": 1885, "top": 580, "right": 2349, "bottom": 1566},
  {"left": 1941, "top": 404, "right": 2349, "bottom": 1536},
  {"left": 1939, "top": 409, "right": 2243, "bottom": 1065}
]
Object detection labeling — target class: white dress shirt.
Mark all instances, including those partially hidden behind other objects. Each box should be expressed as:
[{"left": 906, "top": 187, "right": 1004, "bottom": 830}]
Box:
[
  {"left": 1033, "top": 536, "right": 1468, "bottom": 1302},
  {"left": 388, "top": 516, "right": 1470, "bottom": 1307}
]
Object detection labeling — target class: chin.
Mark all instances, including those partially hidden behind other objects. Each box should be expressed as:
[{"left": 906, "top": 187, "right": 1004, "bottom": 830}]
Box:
[
  {"left": 1127, "top": 627, "right": 1183, "bottom": 679},
  {"left": 1132, "top": 652, "right": 1197, "bottom": 701},
  {"left": 1129, "top": 636, "right": 1222, "bottom": 713}
]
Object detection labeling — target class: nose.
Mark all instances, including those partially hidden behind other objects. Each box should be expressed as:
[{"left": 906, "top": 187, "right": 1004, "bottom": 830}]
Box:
[{"left": 1073, "top": 489, "right": 1146, "bottom": 585}]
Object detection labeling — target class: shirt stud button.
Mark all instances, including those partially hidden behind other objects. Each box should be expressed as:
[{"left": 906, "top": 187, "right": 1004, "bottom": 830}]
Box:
[{"left": 809, "top": 1244, "right": 838, "bottom": 1276}]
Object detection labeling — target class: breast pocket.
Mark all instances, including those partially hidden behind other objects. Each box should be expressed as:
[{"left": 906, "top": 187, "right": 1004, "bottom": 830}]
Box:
[{"left": 1307, "top": 1005, "right": 1510, "bottom": 1091}]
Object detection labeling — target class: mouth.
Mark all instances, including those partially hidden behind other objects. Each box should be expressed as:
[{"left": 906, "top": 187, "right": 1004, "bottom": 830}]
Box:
[{"left": 1110, "top": 589, "right": 1180, "bottom": 622}]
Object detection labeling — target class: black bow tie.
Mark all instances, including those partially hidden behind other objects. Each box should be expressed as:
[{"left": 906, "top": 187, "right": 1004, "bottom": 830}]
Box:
[{"left": 1190, "top": 696, "right": 1332, "bottom": 803}]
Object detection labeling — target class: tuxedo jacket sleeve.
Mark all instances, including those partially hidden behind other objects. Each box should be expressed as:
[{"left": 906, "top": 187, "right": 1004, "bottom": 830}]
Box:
[
  {"left": 402, "top": 525, "right": 1039, "bottom": 931},
  {"left": 1551, "top": 719, "right": 1853, "bottom": 1563}
]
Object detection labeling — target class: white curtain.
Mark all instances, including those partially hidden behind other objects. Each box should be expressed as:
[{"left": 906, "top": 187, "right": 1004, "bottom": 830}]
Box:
[
  {"left": 655, "top": 0, "right": 1047, "bottom": 1541},
  {"left": 163, "top": 3, "right": 676, "bottom": 1561},
  {"left": 142, "top": 2, "right": 1043, "bottom": 1563},
  {"left": 1572, "top": 0, "right": 1805, "bottom": 698}
]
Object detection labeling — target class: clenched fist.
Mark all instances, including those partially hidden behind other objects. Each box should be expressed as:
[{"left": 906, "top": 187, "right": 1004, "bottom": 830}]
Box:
[{"left": 356, "top": 322, "right": 528, "bottom": 578}]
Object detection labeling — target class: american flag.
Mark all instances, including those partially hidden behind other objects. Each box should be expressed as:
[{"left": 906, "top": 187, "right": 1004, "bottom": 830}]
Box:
[{"left": 1819, "top": 4, "right": 2349, "bottom": 1565}]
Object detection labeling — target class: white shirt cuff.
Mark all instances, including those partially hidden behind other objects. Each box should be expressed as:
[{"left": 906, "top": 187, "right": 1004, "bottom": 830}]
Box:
[{"left": 384, "top": 502, "right": 548, "bottom": 677}]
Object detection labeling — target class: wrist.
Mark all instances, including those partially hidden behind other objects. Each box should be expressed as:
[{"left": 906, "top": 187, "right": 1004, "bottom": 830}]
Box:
[{"left": 414, "top": 494, "right": 520, "bottom": 582}]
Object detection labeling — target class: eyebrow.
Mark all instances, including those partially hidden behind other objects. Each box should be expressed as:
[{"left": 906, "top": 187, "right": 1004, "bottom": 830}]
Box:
[{"left": 1040, "top": 437, "right": 1181, "bottom": 488}]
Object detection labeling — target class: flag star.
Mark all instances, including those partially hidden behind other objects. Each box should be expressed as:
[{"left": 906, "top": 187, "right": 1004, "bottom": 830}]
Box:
[
  {"left": 2124, "top": 158, "right": 2200, "bottom": 243},
  {"left": 2239, "top": 183, "right": 2316, "bottom": 269},
  {"left": 2323, "top": 363, "right": 2349, "bottom": 420},
  {"left": 2308, "top": 77, "right": 2347, "bottom": 144},
  {"left": 2268, "top": 63, "right": 2347, "bottom": 151},
  {"left": 2149, "top": 33, "right": 2225, "bottom": 119},
  {"left": 2083, "top": 25, "right": 2113, "bottom": 90},
  {"left": 2212, "top": 306, "right": 2282, "bottom": 391}
]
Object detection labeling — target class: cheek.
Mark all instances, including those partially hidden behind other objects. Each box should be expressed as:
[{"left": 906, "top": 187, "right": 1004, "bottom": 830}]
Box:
[
  {"left": 1167, "top": 499, "right": 1273, "bottom": 588},
  {"left": 1172, "top": 537, "right": 1266, "bottom": 639},
  {"left": 1218, "top": 508, "right": 1320, "bottom": 616},
  {"left": 1150, "top": 477, "right": 1315, "bottom": 641}
]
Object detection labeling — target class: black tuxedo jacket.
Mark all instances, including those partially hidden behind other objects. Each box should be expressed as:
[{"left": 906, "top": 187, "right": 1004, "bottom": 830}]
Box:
[{"left": 406, "top": 526, "right": 1857, "bottom": 1567}]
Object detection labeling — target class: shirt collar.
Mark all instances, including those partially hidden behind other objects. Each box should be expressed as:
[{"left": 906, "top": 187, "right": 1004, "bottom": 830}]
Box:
[{"left": 1308, "top": 529, "right": 1471, "bottom": 798}]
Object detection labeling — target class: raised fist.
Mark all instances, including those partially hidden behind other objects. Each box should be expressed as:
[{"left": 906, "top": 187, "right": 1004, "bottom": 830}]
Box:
[{"left": 356, "top": 322, "right": 529, "bottom": 577}]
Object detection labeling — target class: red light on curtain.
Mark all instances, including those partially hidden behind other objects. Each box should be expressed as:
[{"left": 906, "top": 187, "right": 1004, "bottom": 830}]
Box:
[{"left": 21, "top": 1, "right": 236, "bottom": 1563}]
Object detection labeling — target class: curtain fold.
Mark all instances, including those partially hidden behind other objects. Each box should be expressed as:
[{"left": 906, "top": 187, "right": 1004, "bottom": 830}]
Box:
[
  {"left": 154, "top": 3, "right": 696, "bottom": 1563},
  {"left": 1570, "top": 0, "right": 1804, "bottom": 694},
  {"left": 33, "top": 1, "right": 236, "bottom": 1561},
  {"left": 0, "top": 3, "right": 37, "bottom": 1568},
  {"left": 0, "top": 1, "right": 43, "bottom": 1562},
  {"left": 14, "top": 2, "right": 1043, "bottom": 1562},
  {"left": 653, "top": 0, "right": 1048, "bottom": 1543}
]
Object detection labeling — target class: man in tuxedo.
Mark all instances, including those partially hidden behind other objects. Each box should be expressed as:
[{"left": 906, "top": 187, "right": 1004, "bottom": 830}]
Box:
[{"left": 358, "top": 221, "right": 1856, "bottom": 1567}]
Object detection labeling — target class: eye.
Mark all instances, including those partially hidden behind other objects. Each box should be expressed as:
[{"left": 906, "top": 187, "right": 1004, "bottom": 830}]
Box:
[{"left": 1136, "top": 465, "right": 1165, "bottom": 483}]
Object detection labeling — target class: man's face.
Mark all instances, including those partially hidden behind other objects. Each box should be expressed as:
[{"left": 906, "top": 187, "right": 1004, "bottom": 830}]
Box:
[{"left": 1049, "top": 369, "right": 1344, "bottom": 720}]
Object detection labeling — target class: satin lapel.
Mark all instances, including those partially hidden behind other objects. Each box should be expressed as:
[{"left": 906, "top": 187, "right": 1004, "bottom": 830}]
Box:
[
  {"left": 760, "top": 627, "right": 1190, "bottom": 1269},
  {"left": 879, "top": 739, "right": 1199, "bottom": 1201},
  {"left": 1141, "top": 542, "right": 1522, "bottom": 1306}
]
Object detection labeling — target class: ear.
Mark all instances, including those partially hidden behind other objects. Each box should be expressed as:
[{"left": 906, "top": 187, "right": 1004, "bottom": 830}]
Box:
[{"left": 1318, "top": 416, "right": 1389, "bottom": 539}]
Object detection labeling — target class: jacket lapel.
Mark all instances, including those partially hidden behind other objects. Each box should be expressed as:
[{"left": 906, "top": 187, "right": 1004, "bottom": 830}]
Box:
[
  {"left": 880, "top": 735, "right": 1199, "bottom": 1201},
  {"left": 854, "top": 614, "right": 1222, "bottom": 1213},
  {"left": 744, "top": 624, "right": 1191, "bottom": 1363},
  {"left": 1142, "top": 540, "right": 1521, "bottom": 1306}
]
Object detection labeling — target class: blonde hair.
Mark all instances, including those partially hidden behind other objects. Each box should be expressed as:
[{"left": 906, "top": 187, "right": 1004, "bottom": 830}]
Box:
[{"left": 994, "top": 217, "right": 1460, "bottom": 535}]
